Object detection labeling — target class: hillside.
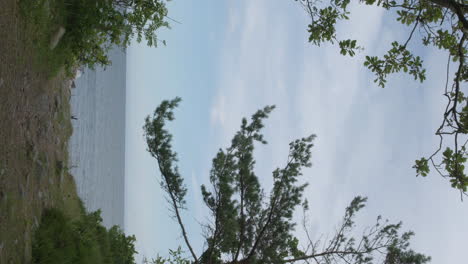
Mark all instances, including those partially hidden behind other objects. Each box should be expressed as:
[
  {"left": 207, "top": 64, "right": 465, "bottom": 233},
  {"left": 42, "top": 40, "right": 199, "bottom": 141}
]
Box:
[{"left": 0, "top": 0, "right": 91, "bottom": 262}]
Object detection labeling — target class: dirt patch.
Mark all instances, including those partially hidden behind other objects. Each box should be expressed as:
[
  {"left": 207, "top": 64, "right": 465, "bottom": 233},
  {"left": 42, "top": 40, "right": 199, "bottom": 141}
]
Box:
[{"left": 0, "top": 1, "right": 82, "bottom": 263}]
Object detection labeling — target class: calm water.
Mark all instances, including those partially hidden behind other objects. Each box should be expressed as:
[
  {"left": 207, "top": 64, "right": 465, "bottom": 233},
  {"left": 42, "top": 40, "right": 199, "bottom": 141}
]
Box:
[{"left": 68, "top": 46, "right": 126, "bottom": 229}]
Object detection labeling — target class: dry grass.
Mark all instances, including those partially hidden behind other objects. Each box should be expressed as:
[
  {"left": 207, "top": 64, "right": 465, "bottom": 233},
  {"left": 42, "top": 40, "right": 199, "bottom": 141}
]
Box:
[{"left": 0, "top": 0, "right": 83, "bottom": 263}]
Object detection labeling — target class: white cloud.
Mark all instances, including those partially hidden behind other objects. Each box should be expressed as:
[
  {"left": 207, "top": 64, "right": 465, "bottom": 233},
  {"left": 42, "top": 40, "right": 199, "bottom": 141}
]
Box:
[
  {"left": 211, "top": 1, "right": 468, "bottom": 263},
  {"left": 210, "top": 94, "right": 226, "bottom": 127},
  {"left": 210, "top": 1, "right": 298, "bottom": 192},
  {"left": 125, "top": 0, "right": 468, "bottom": 262}
]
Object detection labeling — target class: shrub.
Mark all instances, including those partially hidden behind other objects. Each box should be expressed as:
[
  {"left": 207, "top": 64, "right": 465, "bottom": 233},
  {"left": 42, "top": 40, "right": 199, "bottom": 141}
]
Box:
[
  {"left": 20, "top": 0, "right": 169, "bottom": 75},
  {"left": 32, "top": 208, "right": 137, "bottom": 264}
]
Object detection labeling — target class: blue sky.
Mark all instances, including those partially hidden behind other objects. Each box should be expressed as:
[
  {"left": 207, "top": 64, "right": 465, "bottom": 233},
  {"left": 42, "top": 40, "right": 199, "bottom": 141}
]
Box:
[{"left": 126, "top": 1, "right": 468, "bottom": 263}]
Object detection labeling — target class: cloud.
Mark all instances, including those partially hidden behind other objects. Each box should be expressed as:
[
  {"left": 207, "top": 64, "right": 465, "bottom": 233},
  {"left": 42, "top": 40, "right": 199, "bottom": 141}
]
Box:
[
  {"left": 211, "top": 1, "right": 468, "bottom": 263},
  {"left": 127, "top": 0, "right": 468, "bottom": 262},
  {"left": 210, "top": 1, "right": 299, "bottom": 194},
  {"left": 210, "top": 94, "right": 226, "bottom": 127}
]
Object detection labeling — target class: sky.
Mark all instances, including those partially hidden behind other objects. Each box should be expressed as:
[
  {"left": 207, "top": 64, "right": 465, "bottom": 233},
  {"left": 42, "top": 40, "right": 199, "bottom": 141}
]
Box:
[{"left": 126, "top": 1, "right": 468, "bottom": 263}]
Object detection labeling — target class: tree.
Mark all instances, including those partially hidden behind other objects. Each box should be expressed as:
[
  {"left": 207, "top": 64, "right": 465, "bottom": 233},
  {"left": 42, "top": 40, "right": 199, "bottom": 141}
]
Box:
[
  {"left": 108, "top": 226, "right": 138, "bottom": 264},
  {"left": 68, "top": 0, "right": 170, "bottom": 68},
  {"left": 32, "top": 208, "right": 137, "bottom": 264},
  {"left": 21, "top": 0, "right": 170, "bottom": 72},
  {"left": 298, "top": 0, "right": 468, "bottom": 197},
  {"left": 143, "top": 98, "right": 430, "bottom": 264}
]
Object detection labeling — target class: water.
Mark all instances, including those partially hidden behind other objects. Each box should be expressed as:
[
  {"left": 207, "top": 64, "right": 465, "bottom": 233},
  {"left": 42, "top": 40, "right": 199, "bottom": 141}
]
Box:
[{"left": 68, "top": 45, "right": 126, "bottom": 229}]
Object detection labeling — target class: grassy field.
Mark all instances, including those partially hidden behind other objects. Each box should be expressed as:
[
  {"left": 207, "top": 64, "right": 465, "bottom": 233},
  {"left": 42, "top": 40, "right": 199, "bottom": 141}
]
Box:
[{"left": 0, "top": 0, "right": 84, "bottom": 262}]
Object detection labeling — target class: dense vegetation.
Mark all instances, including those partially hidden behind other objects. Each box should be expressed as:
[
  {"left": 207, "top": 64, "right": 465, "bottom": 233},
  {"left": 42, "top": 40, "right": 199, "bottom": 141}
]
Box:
[
  {"left": 143, "top": 98, "right": 430, "bottom": 264},
  {"left": 1, "top": 1, "right": 164, "bottom": 263},
  {"left": 32, "top": 207, "right": 137, "bottom": 264},
  {"left": 20, "top": 0, "right": 169, "bottom": 75}
]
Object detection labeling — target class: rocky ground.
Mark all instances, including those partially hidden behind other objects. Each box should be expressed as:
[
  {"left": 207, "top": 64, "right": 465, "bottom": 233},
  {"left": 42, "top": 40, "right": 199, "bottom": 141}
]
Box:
[{"left": 0, "top": 0, "right": 82, "bottom": 263}]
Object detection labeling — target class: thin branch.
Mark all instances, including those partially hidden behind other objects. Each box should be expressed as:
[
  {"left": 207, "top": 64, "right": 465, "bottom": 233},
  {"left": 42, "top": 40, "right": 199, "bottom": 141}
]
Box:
[
  {"left": 155, "top": 153, "right": 199, "bottom": 263},
  {"left": 245, "top": 155, "right": 295, "bottom": 262}
]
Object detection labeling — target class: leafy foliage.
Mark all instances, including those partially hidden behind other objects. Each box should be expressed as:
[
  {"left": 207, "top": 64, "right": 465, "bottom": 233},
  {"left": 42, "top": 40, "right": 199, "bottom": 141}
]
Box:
[
  {"left": 143, "top": 97, "right": 197, "bottom": 261},
  {"left": 298, "top": 0, "right": 468, "bottom": 197},
  {"left": 144, "top": 247, "right": 191, "bottom": 264},
  {"left": 20, "top": 0, "right": 169, "bottom": 74},
  {"left": 144, "top": 97, "right": 187, "bottom": 207},
  {"left": 144, "top": 98, "right": 430, "bottom": 264},
  {"left": 32, "top": 208, "right": 137, "bottom": 264},
  {"left": 108, "top": 226, "right": 139, "bottom": 264}
]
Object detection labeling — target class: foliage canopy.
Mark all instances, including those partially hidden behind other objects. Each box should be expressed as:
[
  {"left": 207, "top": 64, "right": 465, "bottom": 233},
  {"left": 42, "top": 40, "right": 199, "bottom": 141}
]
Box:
[
  {"left": 298, "top": 0, "right": 468, "bottom": 197},
  {"left": 32, "top": 208, "right": 137, "bottom": 264},
  {"left": 144, "top": 98, "right": 430, "bottom": 264},
  {"left": 21, "top": 0, "right": 169, "bottom": 73}
]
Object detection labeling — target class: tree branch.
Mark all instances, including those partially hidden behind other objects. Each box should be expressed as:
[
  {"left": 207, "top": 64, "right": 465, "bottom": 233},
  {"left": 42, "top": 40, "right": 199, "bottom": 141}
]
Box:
[
  {"left": 428, "top": 0, "right": 468, "bottom": 33},
  {"left": 155, "top": 155, "right": 199, "bottom": 263},
  {"left": 244, "top": 155, "right": 295, "bottom": 262}
]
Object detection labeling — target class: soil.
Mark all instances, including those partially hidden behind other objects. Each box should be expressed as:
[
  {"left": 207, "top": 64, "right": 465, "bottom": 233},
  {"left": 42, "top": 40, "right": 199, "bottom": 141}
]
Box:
[{"left": 0, "top": 0, "right": 82, "bottom": 263}]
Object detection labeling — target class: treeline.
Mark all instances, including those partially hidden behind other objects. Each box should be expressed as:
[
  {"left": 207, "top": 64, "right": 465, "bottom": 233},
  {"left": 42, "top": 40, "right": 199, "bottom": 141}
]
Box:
[{"left": 32, "top": 208, "right": 136, "bottom": 264}]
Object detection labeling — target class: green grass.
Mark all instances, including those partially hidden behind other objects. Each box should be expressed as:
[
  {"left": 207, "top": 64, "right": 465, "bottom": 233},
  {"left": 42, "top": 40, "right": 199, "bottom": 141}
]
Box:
[
  {"left": 1, "top": 1, "right": 136, "bottom": 262},
  {"left": 18, "top": 0, "right": 124, "bottom": 78},
  {"left": 1, "top": 1, "right": 90, "bottom": 262},
  {"left": 19, "top": 0, "right": 76, "bottom": 77}
]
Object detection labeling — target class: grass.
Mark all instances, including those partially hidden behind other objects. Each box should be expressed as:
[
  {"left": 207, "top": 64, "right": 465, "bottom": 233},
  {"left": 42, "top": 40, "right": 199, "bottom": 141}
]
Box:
[
  {"left": 18, "top": 0, "right": 76, "bottom": 77},
  {"left": 0, "top": 0, "right": 142, "bottom": 262},
  {"left": 17, "top": 0, "right": 124, "bottom": 77},
  {"left": 0, "top": 0, "right": 87, "bottom": 263}
]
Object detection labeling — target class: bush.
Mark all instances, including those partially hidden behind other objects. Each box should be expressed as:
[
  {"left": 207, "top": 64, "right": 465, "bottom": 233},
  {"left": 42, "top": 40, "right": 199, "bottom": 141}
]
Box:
[
  {"left": 32, "top": 208, "right": 137, "bottom": 264},
  {"left": 20, "top": 0, "right": 169, "bottom": 75}
]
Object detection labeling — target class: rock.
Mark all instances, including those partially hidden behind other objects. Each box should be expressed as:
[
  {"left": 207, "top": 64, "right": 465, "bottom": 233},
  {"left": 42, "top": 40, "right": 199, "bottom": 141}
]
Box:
[
  {"left": 75, "top": 67, "right": 84, "bottom": 80},
  {"left": 49, "top": 26, "right": 66, "bottom": 50}
]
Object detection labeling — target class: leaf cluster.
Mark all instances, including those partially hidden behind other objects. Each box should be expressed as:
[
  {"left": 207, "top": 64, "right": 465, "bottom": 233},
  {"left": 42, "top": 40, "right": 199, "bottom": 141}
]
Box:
[
  {"left": 32, "top": 208, "right": 137, "bottom": 264},
  {"left": 299, "top": 0, "right": 468, "bottom": 196},
  {"left": 20, "top": 0, "right": 169, "bottom": 74},
  {"left": 144, "top": 97, "right": 187, "bottom": 207},
  {"left": 146, "top": 247, "right": 191, "bottom": 264},
  {"left": 364, "top": 42, "right": 425, "bottom": 87}
]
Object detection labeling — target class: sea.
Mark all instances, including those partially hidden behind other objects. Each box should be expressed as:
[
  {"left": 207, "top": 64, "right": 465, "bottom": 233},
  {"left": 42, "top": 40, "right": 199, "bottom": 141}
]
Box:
[{"left": 68, "top": 45, "right": 126, "bottom": 229}]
